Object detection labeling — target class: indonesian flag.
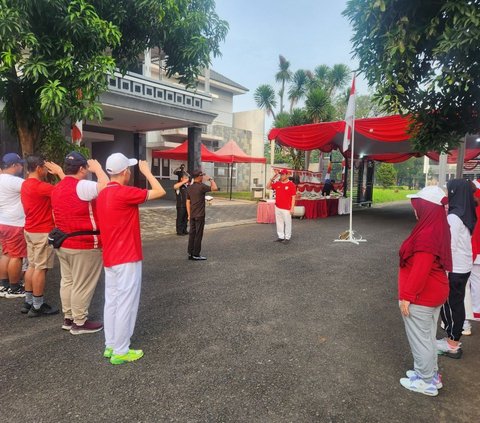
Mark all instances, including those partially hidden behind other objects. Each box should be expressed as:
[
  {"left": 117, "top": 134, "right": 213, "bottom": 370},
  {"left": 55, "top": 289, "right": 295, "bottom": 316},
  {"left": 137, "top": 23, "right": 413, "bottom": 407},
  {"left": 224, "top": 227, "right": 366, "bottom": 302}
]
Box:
[
  {"left": 71, "top": 120, "right": 83, "bottom": 145},
  {"left": 342, "top": 76, "right": 356, "bottom": 152}
]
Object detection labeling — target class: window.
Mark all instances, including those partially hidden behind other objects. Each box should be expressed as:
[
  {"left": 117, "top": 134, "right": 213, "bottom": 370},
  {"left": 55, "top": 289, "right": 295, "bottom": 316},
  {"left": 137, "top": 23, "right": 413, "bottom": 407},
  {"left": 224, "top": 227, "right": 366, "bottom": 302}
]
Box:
[{"left": 151, "top": 158, "right": 170, "bottom": 179}]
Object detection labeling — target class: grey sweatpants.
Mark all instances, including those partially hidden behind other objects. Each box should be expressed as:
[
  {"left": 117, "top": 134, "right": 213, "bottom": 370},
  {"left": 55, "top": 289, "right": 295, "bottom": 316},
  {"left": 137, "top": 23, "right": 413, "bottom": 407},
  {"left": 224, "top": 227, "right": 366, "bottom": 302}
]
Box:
[{"left": 402, "top": 303, "right": 441, "bottom": 383}]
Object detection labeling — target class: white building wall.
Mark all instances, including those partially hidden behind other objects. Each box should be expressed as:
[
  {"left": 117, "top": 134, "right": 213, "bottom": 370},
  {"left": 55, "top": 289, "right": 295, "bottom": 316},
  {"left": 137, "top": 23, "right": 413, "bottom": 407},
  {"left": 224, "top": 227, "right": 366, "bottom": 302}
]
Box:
[{"left": 233, "top": 109, "right": 266, "bottom": 188}]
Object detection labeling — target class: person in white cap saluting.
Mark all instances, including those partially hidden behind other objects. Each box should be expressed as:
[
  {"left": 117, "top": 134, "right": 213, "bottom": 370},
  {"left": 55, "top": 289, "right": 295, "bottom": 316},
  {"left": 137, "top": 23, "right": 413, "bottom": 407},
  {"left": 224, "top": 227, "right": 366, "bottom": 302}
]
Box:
[{"left": 96, "top": 152, "right": 166, "bottom": 365}]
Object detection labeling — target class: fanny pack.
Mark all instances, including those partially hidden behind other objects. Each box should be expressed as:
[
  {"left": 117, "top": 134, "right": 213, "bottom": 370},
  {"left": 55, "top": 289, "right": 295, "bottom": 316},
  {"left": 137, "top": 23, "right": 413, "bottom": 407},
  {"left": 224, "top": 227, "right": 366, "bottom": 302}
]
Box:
[{"left": 48, "top": 228, "right": 100, "bottom": 249}]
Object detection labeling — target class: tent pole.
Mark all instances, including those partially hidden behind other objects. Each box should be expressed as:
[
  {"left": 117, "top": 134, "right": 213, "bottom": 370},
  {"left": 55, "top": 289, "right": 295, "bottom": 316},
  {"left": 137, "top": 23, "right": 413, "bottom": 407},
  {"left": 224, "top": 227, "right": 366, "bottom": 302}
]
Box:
[{"left": 229, "top": 163, "right": 233, "bottom": 201}]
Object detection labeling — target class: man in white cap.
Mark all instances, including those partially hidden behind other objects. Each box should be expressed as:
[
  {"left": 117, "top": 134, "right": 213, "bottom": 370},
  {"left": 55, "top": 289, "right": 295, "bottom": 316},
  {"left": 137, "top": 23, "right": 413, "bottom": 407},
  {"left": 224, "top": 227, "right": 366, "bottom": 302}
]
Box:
[{"left": 97, "top": 152, "right": 166, "bottom": 365}]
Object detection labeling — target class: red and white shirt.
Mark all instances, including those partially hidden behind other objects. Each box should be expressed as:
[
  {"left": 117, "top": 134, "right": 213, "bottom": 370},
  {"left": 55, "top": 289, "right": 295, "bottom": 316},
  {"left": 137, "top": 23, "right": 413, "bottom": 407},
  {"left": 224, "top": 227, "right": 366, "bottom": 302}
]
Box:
[
  {"left": 272, "top": 181, "right": 296, "bottom": 210},
  {"left": 51, "top": 176, "right": 101, "bottom": 250},
  {"left": 96, "top": 182, "right": 148, "bottom": 267}
]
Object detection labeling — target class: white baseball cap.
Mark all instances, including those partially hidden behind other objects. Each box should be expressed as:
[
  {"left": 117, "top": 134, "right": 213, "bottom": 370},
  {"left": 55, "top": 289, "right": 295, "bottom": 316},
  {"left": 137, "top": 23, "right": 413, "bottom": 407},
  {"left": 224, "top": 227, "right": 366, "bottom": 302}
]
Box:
[
  {"left": 105, "top": 153, "right": 137, "bottom": 175},
  {"left": 406, "top": 185, "right": 447, "bottom": 205}
]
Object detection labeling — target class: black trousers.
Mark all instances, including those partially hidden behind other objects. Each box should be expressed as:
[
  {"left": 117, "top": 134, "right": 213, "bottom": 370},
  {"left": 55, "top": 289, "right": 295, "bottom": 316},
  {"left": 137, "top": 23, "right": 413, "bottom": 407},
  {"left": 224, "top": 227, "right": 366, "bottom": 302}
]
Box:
[
  {"left": 176, "top": 207, "right": 188, "bottom": 234},
  {"left": 440, "top": 271, "right": 470, "bottom": 341},
  {"left": 188, "top": 216, "right": 205, "bottom": 256}
]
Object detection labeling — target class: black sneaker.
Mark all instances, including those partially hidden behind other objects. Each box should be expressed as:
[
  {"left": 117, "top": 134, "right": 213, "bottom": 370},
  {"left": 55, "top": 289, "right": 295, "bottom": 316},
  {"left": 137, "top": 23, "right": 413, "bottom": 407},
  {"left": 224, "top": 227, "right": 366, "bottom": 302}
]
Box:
[
  {"left": 27, "top": 303, "right": 60, "bottom": 317},
  {"left": 273, "top": 238, "right": 284, "bottom": 242},
  {"left": 20, "top": 302, "right": 32, "bottom": 314},
  {"left": 0, "top": 285, "right": 9, "bottom": 298},
  {"left": 5, "top": 285, "right": 25, "bottom": 298}
]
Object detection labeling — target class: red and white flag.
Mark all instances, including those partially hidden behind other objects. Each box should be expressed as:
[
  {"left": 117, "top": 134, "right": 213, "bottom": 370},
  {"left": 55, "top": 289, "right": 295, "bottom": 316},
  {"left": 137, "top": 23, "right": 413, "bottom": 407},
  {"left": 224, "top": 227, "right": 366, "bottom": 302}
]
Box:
[
  {"left": 342, "top": 76, "right": 356, "bottom": 152},
  {"left": 71, "top": 120, "right": 83, "bottom": 145}
]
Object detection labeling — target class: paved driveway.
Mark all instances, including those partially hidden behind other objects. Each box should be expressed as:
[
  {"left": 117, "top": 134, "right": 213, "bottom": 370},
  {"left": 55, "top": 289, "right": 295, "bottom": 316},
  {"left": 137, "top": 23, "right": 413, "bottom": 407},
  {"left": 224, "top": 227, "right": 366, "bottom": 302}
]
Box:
[{"left": 1, "top": 202, "right": 479, "bottom": 422}]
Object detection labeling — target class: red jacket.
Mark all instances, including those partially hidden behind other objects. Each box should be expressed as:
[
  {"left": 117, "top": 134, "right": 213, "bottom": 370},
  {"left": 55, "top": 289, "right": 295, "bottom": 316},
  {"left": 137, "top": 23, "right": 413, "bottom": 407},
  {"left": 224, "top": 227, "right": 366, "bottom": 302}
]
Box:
[{"left": 398, "top": 252, "right": 449, "bottom": 307}]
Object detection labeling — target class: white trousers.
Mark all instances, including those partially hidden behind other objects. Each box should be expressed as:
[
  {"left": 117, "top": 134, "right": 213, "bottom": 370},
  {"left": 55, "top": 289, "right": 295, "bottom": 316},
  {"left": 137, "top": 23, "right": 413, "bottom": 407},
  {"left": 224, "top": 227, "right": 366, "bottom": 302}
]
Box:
[
  {"left": 275, "top": 206, "right": 292, "bottom": 240},
  {"left": 104, "top": 261, "right": 142, "bottom": 355},
  {"left": 466, "top": 263, "right": 480, "bottom": 320}
]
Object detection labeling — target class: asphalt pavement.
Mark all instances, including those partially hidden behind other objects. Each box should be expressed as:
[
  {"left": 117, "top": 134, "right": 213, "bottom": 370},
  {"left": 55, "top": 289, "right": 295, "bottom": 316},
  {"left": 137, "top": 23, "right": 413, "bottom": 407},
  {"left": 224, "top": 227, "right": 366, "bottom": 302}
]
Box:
[{"left": 1, "top": 201, "right": 479, "bottom": 422}]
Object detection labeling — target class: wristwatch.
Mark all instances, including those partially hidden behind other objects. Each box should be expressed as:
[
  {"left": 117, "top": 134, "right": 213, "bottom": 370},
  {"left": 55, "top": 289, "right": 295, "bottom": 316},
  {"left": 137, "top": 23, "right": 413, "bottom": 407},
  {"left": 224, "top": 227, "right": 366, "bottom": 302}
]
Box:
[{"left": 208, "top": 178, "right": 213, "bottom": 182}]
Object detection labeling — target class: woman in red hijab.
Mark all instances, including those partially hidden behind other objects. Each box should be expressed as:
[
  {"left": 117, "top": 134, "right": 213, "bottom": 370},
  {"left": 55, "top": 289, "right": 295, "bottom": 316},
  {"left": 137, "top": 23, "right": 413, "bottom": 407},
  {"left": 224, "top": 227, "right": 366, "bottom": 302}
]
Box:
[{"left": 398, "top": 186, "right": 451, "bottom": 397}]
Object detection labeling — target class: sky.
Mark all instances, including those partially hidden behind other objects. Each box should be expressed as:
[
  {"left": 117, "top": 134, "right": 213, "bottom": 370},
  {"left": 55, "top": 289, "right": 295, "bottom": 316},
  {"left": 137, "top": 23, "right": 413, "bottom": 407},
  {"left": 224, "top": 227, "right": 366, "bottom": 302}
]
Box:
[{"left": 211, "top": 0, "right": 369, "bottom": 115}]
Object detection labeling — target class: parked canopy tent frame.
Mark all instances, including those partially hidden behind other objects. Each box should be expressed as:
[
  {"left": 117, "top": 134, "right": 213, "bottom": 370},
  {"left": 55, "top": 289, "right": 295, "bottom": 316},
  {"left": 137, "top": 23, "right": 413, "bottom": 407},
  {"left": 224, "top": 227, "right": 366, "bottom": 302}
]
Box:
[{"left": 214, "top": 140, "right": 267, "bottom": 200}]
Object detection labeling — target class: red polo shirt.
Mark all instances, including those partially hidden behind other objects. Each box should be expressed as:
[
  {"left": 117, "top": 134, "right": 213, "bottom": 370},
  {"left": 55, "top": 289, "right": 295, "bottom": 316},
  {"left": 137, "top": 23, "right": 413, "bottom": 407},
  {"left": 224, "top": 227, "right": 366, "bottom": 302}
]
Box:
[
  {"left": 272, "top": 181, "right": 296, "bottom": 210},
  {"left": 96, "top": 182, "right": 148, "bottom": 267},
  {"left": 21, "top": 178, "right": 55, "bottom": 233}
]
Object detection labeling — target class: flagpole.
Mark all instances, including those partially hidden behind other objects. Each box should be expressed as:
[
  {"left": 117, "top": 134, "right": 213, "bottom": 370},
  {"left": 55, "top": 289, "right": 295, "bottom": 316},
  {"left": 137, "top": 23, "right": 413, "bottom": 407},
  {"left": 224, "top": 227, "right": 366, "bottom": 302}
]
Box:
[{"left": 335, "top": 73, "right": 366, "bottom": 245}]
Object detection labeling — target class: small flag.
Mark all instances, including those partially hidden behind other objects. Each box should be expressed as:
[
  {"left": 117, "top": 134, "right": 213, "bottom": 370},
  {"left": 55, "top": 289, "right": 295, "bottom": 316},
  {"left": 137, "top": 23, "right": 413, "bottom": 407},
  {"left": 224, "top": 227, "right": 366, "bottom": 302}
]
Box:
[
  {"left": 72, "top": 120, "right": 83, "bottom": 145},
  {"left": 342, "top": 76, "right": 356, "bottom": 152}
]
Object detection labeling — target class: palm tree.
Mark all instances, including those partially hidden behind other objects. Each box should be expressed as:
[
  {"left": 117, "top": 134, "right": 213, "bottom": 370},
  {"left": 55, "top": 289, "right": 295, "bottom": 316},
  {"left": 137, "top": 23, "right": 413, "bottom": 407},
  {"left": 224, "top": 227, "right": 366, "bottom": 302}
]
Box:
[
  {"left": 254, "top": 84, "right": 277, "bottom": 119},
  {"left": 305, "top": 87, "right": 334, "bottom": 123},
  {"left": 312, "top": 64, "right": 331, "bottom": 90},
  {"left": 288, "top": 70, "right": 308, "bottom": 112},
  {"left": 275, "top": 55, "right": 292, "bottom": 113},
  {"left": 327, "top": 64, "right": 350, "bottom": 96}
]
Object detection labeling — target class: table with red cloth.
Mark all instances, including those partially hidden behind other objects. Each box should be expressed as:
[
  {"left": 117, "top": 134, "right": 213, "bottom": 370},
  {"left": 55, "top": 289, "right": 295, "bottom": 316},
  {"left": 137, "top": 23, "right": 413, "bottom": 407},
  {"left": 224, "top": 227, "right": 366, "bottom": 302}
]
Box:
[
  {"left": 257, "top": 198, "right": 339, "bottom": 222},
  {"left": 257, "top": 201, "right": 276, "bottom": 223}
]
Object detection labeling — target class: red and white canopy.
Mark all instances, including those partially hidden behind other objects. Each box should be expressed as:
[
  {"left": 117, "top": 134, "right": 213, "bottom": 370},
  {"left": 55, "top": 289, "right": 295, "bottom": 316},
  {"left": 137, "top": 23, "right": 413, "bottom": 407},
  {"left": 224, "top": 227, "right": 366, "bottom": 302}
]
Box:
[
  {"left": 152, "top": 140, "right": 226, "bottom": 163},
  {"left": 215, "top": 140, "right": 266, "bottom": 164},
  {"left": 268, "top": 115, "right": 480, "bottom": 163}
]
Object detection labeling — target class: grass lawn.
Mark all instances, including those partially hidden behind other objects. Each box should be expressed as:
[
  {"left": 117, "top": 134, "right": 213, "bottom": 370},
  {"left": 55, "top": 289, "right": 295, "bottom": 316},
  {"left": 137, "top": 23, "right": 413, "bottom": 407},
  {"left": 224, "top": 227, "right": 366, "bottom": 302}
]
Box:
[
  {"left": 211, "top": 191, "right": 257, "bottom": 201},
  {"left": 373, "top": 187, "right": 413, "bottom": 203},
  {"left": 211, "top": 187, "right": 412, "bottom": 203}
]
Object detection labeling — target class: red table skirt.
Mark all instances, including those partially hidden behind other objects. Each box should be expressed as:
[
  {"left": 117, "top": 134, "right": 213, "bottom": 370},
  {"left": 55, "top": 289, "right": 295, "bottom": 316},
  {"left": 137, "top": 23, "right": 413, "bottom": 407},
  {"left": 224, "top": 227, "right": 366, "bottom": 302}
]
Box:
[
  {"left": 296, "top": 198, "right": 339, "bottom": 219},
  {"left": 257, "top": 199, "right": 339, "bottom": 222},
  {"left": 257, "top": 201, "right": 276, "bottom": 223}
]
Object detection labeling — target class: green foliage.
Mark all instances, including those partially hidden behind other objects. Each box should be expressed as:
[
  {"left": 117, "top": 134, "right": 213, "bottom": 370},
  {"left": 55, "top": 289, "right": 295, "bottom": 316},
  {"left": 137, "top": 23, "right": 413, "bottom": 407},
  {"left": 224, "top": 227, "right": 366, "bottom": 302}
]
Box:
[
  {"left": 254, "top": 84, "right": 277, "bottom": 119},
  {"left": 394, "top": 157, "right": 425, "bottom": 188},
  {"left": 344, "top": 0, "right": 480, "bottom": 153},
  {"left": 333, "top": 94, "right": 385, "bottom": 120},
  {"left": 375, "top": 163, "right": 397, "bottom": 188},
  {"left": 0, "top": 0, "right": 228, "bottom": 155},
  {"left": 305, "top": 87, "right": 335, "bottom": 123},
  {"left": 37, "top": 121, "right": 90, "bottom": 166}
]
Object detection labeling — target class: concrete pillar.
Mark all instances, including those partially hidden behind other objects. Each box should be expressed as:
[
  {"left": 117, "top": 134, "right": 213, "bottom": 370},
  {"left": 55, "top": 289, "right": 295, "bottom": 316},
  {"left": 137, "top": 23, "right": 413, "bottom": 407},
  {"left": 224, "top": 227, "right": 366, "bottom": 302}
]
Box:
[
  {"left": 143, "top": 49, "right": 151, "bottom": 78},
  {"left": 438, "top": 152, "right": 448, "bottom": 188},
  {"left": 204, "top": 67, "right": 211, "bottom": 93},
  {"left": 455, "top": 136, "right": 466, "bottom": 179},
  {"left": 188, "top": 126, "right": 202, "bottom": 174}
]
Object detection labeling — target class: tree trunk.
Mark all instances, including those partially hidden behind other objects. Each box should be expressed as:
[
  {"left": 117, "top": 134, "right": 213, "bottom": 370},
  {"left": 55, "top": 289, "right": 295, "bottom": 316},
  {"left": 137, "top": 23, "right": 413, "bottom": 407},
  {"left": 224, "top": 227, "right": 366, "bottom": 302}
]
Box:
[
  {"left": 10, "top": 81, "right": 40, "bottom": 156},
  {"left": 16, "top": 121, "right": 37, "bottom": 156}
]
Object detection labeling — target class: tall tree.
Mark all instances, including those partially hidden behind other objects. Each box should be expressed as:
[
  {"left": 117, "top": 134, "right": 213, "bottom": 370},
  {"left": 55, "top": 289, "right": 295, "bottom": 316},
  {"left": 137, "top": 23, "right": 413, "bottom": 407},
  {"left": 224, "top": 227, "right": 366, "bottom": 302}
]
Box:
[
  {"left": 0, "top": 0, "right": 228, "bottom": 155},
  {"left": 275, "top": 55, "right": 292, "bottom": 114},
  {"left": 288, "top": 69, "right": 308, "bottom": 112},
  {"left": 254, "top": 84, "right": 277, "bottom": 119},
  {"left": 305, "top": 87, "right": 335, "bottom": 123},
  {"left": 344, "top": 0, "right": 480, "bottom": 152}
]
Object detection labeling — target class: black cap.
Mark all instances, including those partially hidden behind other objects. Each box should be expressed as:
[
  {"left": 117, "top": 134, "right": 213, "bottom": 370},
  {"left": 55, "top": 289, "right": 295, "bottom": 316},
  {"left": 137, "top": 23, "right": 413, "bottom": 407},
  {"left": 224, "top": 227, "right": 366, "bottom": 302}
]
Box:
[
  {"left": 192, "top": 169, "right": 204, "bottom": 178},
  {"left": 65, "top": 151, "right": 87, "bottom": 166}
]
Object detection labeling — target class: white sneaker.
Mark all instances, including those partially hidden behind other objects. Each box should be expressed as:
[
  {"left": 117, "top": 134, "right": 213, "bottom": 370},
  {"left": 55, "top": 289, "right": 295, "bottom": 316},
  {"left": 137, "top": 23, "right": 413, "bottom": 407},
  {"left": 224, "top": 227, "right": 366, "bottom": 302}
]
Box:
[
  {"left": 400, "top": 374, "right": 438, "bottom": 396},
  {"left": 462, "top": 320, "right": 472, "bottom": 336},
  {"left": 436, "top": 337, "right": 462, "bottom": 359},
  {"left": 0, "top": 286, "right": 8, "bottom": 298},
  {"left": 405, "top": 370, "right": 443, "bottom": 389}
]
